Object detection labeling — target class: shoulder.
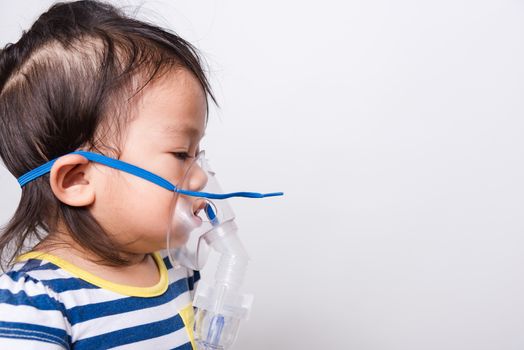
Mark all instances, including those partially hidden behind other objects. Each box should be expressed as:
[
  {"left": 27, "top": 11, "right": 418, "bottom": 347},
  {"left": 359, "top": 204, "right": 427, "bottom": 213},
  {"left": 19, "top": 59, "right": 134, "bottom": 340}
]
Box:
[
  {"left": 0, "top": 258, "right": 65, "bottom": 302},
  {"left": 0, "top": 260, "right": 71, "bottom": 349}
]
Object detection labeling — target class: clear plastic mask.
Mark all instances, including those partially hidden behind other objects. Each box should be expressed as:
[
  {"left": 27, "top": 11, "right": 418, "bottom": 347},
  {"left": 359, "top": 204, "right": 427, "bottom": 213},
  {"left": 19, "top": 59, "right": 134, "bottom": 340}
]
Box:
[{"left": 167, "top": 151, "right": 236, "bottom": 270}]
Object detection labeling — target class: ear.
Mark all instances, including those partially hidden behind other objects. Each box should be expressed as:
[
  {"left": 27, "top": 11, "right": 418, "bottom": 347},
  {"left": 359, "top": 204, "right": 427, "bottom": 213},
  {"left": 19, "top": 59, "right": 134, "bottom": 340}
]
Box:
[{"left": 49, "top": 154, "right": 95, "bottom": 207}]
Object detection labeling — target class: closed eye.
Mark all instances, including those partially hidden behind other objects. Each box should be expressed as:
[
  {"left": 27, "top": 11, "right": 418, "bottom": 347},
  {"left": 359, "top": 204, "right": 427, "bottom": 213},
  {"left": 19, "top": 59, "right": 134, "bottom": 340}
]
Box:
[{"left": 172, "top": 152, "right": 191, "bottom": 161}]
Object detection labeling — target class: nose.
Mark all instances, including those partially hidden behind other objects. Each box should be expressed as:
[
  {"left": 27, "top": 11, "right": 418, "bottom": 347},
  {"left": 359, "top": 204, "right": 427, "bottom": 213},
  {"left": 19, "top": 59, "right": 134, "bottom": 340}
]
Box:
[{"left": 187, "top": 161, "right": 208, "bottom": 192}]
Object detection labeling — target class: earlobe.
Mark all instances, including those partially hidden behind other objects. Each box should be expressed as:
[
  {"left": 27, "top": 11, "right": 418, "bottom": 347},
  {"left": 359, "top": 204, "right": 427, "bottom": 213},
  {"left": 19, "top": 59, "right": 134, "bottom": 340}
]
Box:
[{"left": 50, "top": 154, "right": 95, "bottom": 207}]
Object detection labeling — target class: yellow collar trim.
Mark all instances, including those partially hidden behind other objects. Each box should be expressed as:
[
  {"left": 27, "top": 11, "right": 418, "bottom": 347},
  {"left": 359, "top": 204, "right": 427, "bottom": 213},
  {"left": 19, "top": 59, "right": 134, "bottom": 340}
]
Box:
[{"left": 16, "top": 251, "right": 169, "bottom": 298}]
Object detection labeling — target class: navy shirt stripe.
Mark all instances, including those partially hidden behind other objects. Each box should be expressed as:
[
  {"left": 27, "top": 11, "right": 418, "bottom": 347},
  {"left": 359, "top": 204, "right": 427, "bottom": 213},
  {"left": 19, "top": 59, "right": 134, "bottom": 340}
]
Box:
[
  {"left": 0, "top": 289, "right": 66, "bottom": 314},
  {"left": 0, "top": 321, "right": 70, "bottom": 349},
  {"left": 73, "top": 314, "right": 185, "bottom": 349},
  {"left": 66, "top": 277, "right": 190, "bottom": 325}
]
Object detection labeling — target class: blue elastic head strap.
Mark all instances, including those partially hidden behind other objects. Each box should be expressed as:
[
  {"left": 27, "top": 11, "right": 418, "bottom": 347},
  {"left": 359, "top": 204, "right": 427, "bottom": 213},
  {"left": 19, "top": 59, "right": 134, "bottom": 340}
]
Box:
[{"left": 17, "top": 151, "right": 283, "bottom": 200}]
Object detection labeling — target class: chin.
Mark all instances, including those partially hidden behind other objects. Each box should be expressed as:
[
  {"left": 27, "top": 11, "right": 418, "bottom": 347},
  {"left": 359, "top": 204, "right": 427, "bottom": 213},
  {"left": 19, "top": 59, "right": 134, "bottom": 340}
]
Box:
[{"left": 168, "top": 231, "right": 190, "bottom": 247}]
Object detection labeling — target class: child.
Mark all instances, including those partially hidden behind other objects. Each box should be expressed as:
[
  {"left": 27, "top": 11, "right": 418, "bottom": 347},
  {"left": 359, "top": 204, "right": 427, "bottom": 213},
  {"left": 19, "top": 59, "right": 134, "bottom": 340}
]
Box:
[{"left": 0, "top": 1, "right": 216, "bottom": 348}]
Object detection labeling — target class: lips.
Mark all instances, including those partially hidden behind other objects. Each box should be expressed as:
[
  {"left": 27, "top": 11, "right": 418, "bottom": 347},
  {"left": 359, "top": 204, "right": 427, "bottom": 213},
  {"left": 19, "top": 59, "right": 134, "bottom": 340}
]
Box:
[{"left": 192, "top": 198, "right": 208, "bottom": 218}]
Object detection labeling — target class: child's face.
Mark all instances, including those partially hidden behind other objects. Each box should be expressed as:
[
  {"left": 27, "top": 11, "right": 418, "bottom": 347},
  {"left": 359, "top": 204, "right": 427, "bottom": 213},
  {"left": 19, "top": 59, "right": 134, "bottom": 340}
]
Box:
[{"left": 90, "top": 68, "right": 207, "bottom": 255}]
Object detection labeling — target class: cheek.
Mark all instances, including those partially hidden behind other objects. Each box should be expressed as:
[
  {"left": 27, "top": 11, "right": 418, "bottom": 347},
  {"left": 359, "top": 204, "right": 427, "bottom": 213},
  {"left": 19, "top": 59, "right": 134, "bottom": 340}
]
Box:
[
  {"left": 154, "top": 159, "right": 190, "bottom": 188},
  {"left": 126, "top": 182, "right": 174, "bottom": 230},
  {"left": 93, "top": 174, "right": 174, "bottom": 239}
]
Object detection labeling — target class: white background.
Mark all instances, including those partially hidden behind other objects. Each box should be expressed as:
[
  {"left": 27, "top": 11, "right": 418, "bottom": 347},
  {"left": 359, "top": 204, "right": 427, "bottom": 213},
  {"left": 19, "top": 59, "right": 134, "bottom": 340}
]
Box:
[{"left": 1, "top": 1, "right": 524, "bottom": 349}]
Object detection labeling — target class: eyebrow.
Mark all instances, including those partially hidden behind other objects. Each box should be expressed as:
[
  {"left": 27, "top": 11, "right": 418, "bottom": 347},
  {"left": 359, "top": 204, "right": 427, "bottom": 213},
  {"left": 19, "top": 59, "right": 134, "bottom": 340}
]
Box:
[{"left": 162, "top": 124, "right": 203, "bottom": 138}]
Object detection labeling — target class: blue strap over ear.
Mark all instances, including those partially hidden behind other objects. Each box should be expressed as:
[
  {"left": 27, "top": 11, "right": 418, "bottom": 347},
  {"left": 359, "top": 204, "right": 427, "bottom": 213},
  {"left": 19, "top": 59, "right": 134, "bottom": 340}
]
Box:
[{"left": 17, "top": 151, "right": 283, "bottom": 200}]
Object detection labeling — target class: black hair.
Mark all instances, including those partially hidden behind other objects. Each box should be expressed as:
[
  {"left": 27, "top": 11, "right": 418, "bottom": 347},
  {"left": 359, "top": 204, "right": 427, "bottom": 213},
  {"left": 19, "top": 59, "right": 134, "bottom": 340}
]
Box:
[{"left": 0, "top": 0, "right": 216, "bottom": 270}]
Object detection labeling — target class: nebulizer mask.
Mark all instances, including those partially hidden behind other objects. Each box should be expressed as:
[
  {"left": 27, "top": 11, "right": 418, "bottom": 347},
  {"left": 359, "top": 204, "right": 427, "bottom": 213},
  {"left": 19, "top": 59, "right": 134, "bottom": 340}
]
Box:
[
  {"left": 18, "top": 150, "right": 283, "bottom": 350},
  {"left": 167, "top": 150, "right": 278, "bottom": 349}
]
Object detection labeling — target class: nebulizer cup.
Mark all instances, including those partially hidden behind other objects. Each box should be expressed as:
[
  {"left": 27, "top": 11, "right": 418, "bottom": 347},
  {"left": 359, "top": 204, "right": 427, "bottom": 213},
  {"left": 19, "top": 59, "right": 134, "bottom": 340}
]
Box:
[{"left": 167, "top": 152, "right": 253, "bottom": 350}]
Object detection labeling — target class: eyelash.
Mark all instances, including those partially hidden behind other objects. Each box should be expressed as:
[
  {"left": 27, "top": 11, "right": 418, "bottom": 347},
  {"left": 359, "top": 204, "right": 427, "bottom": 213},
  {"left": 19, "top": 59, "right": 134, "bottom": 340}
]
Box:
[
  {"left": 172, "top": 147, "right": 201, "bottom": 161},
  {"left": 172, "top": 152, "right": 191, "bottom": 160}
]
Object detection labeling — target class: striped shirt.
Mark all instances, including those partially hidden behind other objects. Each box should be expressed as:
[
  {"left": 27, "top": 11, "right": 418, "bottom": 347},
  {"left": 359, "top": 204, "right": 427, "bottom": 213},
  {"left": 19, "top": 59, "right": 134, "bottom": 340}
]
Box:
[{"left": 0, "top": 250, "right": 200, "bottom": 349}]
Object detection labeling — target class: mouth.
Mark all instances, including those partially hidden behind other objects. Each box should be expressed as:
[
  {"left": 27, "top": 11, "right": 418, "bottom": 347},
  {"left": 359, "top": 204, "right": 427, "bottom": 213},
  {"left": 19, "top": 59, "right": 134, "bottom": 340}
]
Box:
[{"left": 192, "top": 199, "right": 208, "bottom": 218}]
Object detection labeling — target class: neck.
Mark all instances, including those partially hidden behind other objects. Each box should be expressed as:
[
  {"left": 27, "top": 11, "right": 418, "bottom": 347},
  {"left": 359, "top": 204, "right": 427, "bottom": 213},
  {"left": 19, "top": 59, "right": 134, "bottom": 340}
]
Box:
[{"left": 34, "top": 226, "right": 148, "bottom": 267}]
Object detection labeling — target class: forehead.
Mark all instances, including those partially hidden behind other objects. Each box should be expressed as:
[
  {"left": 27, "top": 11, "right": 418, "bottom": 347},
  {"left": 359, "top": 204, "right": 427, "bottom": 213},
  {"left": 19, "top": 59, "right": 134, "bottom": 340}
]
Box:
[{"left": 132, "top": 68, "right": 207, "bottom": 139}]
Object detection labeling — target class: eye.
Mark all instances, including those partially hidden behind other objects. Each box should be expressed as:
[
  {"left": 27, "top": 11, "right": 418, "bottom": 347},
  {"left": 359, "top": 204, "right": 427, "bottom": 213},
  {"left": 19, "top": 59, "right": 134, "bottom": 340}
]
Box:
[{"left": 172, "top": 152, "right": 191, "bottom": 160}]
